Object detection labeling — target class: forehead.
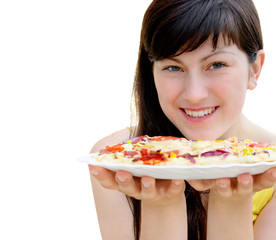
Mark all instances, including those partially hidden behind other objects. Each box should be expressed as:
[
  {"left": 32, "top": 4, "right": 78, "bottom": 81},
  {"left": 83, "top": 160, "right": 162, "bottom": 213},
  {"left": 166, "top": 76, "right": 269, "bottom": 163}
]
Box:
[
  {"left": 175, "top": 34, "right": 235, "bottom": 56},
  {"left": 171, "top": 35, "right": 241, "bottom": 59}
]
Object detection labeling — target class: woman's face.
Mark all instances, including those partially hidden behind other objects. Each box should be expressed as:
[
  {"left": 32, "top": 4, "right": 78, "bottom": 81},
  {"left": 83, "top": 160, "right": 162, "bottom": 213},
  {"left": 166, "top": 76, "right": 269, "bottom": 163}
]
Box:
[{"left": 153, "top": 37, "right": 258, "bottom": 140}]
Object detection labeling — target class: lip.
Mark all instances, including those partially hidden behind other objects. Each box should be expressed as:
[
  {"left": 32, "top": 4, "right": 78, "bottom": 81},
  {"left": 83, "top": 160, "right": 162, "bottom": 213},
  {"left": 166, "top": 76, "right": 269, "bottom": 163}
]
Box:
[{"left": 180, "top": 106, "right": 219, "bottom": 122}]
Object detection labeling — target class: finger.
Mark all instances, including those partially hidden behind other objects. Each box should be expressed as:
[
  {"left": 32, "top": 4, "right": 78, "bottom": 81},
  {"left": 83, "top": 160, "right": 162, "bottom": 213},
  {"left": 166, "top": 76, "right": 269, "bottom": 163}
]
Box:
[
  {"left": 115, "top": 170, "right": 141, "bottom": 199},
  {"left": 237, "top": 173, "right": 253, "bottom": 196},
  {"left": 166, "top": 179, "right": 186, "bottom": 199},
  {"left": 141, "top": 176, "right": 157, "bottom": 201},
  {"left": 89, "top": 165, "right": 118, "bottom": 190},
  {"left": 216, "top": 178, "right": 232, "bottom": 198},
  {"left": 253, "top": 167, "right": 276, "bottom": 192}
]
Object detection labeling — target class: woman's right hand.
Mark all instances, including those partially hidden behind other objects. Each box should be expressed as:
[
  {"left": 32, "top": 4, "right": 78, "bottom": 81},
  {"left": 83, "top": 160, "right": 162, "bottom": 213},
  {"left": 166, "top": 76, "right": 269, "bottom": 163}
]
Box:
[
  {"left": 90, "top": 165, "right": 188, "bottom": 239},
  {"left": 89, "top": 165, "right": 185, "bottom": 206}
]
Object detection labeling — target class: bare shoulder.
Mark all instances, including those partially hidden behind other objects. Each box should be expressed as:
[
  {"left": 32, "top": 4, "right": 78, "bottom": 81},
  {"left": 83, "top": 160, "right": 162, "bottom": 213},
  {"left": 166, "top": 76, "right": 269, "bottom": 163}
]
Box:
[
  {"left": 90, "top": 128, "right": 133, "bottom": 153},
  {"left": 244, "top": 118, "right": 276, "bottom": 143},
  {"left": 89, "top": 128, "right": 135, "bottom": 239},
  {"left": 253, "top": 124, "right": 276, "bottom": 143},
  {"left": 262, "top": 130, "right": 276, "bottom": 143}
]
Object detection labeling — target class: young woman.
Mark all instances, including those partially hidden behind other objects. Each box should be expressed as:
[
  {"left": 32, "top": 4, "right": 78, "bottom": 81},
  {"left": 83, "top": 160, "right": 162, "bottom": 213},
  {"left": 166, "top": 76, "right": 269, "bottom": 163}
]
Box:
[{"left": 89, "top": 0, "right": 276, "bottom": 239}]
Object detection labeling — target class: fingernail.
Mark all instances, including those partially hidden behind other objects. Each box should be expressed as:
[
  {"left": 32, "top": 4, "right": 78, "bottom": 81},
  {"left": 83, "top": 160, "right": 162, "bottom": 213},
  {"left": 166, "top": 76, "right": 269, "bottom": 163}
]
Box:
[
  {"left": 117, "top": 176, "right": 126, "bottom": 182},
  {"left": 142, "top": 180, "right": 150, "bottom": 188},
  {"left": 218, "top": 179, "right": 229, "bottom": 188},
  {"left": 91, "top": 169, "right": 99, "bottom": 176},
  {"left": 174, "top": 180, "right": 182, "bottom": 186},
  {"left": 241, "top": 180, "right": 250, "bottom": 185},
  {"left": 219, "top": 183, "right": 228, "bottom": 189},
  {"left": 272, "top": 171, "right": 276, "bottom": 179}
]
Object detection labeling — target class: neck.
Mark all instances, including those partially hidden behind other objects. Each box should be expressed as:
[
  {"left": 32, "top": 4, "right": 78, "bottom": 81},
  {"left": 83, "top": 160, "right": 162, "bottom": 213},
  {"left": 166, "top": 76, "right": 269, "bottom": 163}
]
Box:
[
  {"left": 220, "top": 114, "right": 254, "bottom": 140},
  {"left": 220, "top": 113, "right": 276, "bottom": 142}
]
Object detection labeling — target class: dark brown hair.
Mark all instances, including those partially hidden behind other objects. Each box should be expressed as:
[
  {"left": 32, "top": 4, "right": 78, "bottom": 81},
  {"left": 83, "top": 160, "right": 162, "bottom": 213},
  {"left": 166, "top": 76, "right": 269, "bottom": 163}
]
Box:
[{"left": 128, "top": 0, "right": 263, "bottom": 239}]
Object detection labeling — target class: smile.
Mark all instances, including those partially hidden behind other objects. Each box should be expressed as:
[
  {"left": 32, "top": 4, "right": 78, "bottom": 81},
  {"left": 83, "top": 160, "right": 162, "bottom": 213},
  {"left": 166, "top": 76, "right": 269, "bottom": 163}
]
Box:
[{"left": 183, "top": 107, "right": 217, "bottom": 118}]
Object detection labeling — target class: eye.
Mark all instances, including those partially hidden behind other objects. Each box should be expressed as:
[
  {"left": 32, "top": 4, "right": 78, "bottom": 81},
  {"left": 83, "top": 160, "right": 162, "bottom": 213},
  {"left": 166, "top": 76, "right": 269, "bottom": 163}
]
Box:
[
  {"left": 209, "top": 62, "right": 226, "bottom": 70},
  {"left": 166, "top": 66, "right": 182, "bottom": 72}
]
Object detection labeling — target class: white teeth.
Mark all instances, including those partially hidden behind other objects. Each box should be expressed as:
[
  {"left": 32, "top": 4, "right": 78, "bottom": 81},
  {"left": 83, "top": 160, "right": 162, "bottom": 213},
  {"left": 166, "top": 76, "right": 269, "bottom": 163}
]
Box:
[{"left": 184, "top": 107, "right": 215, "bottom": 118}]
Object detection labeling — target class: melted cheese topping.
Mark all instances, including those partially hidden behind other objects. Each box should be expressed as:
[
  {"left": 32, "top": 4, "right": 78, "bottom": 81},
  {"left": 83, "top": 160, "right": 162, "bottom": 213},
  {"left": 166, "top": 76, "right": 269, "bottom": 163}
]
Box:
[{"left": 94, "top": 136, "right": 276, "bottom": 166}]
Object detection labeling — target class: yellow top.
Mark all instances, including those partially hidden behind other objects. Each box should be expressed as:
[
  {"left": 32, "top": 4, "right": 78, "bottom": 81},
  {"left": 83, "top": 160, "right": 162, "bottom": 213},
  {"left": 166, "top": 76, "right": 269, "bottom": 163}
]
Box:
[{"left": 253, "top": 187, "right": 274, "bottom": 222}]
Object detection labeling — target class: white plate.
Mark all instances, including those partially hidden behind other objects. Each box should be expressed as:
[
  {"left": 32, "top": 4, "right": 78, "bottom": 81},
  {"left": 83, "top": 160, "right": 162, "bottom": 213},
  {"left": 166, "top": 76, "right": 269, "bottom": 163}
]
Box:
[{"left": 78, "top": 154, "right": 276, "bottom": 179}]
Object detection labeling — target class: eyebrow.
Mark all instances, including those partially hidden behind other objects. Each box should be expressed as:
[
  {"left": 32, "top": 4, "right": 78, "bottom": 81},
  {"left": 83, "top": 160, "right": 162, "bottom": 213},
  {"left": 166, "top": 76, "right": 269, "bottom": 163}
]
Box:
[
  {"left": 167, "top": 50, "right": 235, "bottom": 64},
  {"left": 201, "top": 50, "right": 235, "bottom": 61}
]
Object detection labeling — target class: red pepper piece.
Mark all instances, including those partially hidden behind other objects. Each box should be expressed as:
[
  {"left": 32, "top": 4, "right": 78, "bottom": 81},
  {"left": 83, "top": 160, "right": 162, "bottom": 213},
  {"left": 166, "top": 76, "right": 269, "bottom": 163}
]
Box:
[
  {"left": 249, "top": 142, "right": 269, "bottom": 148},
  {"left": 105, "top": 144, "right": 124, "bottom": 152},
  {"left": 140, "top": 148, "right": 156, "bottom": 155},
  {"left": 143, "top": 159, "right": 162, "bottom": 165},
  {"left": 151, "top": 136, "right": 181, "bottom": 141},
  {"left": 136, "top": 152, "right": 167, "bottom": 164}
]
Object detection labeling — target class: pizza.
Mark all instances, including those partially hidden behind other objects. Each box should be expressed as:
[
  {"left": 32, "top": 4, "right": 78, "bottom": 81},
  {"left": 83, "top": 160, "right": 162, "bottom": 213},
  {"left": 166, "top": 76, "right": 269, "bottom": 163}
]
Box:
[{"left": 92, "top": 136, "right": 276, "bottom": 166}]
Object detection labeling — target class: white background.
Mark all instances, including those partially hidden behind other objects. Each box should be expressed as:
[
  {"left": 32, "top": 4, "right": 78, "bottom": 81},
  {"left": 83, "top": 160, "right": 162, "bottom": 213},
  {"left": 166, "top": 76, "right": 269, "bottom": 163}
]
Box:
[{"left": 0, "top": 0, "right": 275, "bottom": 239}]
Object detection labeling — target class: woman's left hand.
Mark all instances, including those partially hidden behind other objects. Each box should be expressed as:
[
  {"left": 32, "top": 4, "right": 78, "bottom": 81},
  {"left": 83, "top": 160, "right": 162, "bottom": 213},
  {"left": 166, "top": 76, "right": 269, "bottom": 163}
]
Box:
[
  {"left": 187, "top": 166, "right": 276, "bottom": 200},
  {"left": 196, "top": 169, "right": 276, "bottom": 240},
  {"left": 189, "top": 173, "right": 254, "bottom": 201}
]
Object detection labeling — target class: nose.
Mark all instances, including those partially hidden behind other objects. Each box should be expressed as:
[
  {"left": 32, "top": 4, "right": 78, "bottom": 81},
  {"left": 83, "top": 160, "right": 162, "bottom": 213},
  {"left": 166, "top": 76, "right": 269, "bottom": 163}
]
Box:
[{"left": 182, "top": 71, "right": 209, "bottom": 104}]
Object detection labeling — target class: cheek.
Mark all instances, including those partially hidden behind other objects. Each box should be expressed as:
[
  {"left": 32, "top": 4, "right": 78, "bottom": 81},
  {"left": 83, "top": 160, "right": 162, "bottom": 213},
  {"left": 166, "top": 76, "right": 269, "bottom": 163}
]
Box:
[
  {"left": 214, "top": 74, "right": 248, "bottom": 116},
  {"left": 213, "top": 72, "right": 249, "bottom": 99},
  {"left": 154, "top": 77, "right": 182, "bottom": 107}
]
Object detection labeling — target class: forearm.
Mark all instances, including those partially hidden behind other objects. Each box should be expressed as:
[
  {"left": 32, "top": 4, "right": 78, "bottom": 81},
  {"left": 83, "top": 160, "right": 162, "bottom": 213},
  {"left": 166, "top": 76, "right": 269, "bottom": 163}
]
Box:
[
  {"left": 207, "top": 191, "right": 254, "bottom": 240},
  {"left": 140, "top": 197, "right": 187, "bottom": 240}
]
